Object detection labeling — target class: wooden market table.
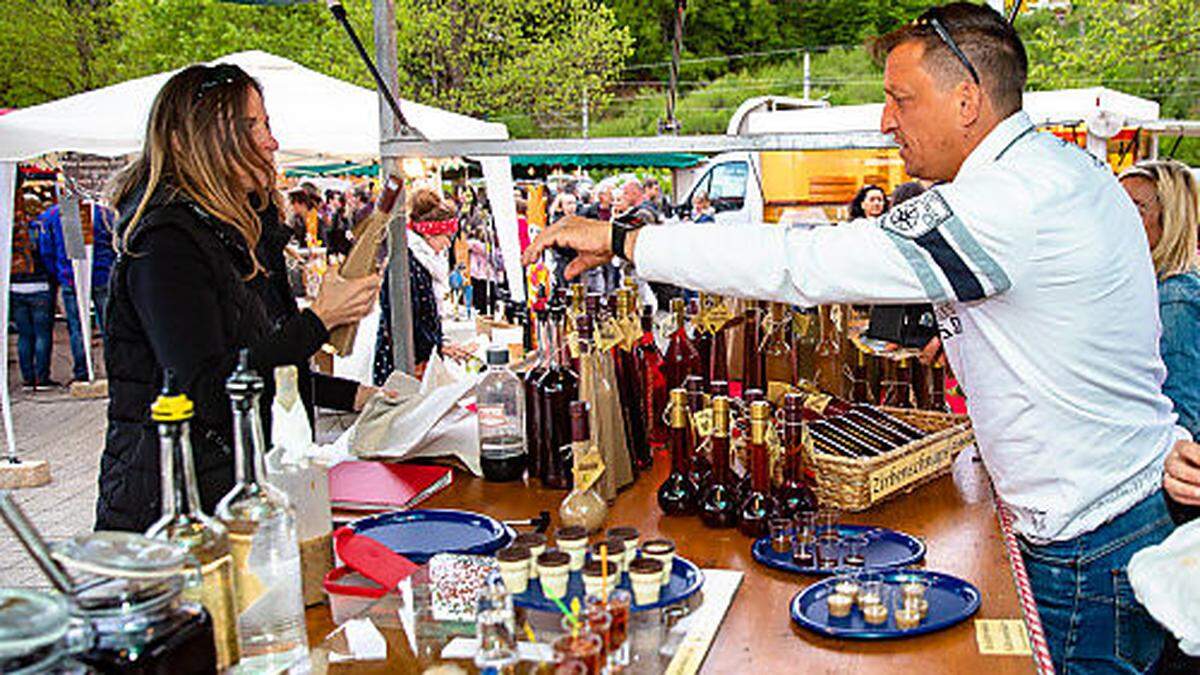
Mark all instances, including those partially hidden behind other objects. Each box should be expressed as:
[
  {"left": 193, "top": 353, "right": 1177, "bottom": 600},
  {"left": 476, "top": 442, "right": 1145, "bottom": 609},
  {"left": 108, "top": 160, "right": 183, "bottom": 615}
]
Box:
[{"left": 305, "top": 445, "right": 1037, "bottom": 673}]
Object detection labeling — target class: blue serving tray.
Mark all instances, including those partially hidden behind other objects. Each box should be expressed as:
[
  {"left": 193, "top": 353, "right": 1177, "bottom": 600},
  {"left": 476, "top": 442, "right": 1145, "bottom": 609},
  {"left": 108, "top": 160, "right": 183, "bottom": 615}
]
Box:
[
  {"left": 752, "top": 525, "right": 925, "bottom": 576},
  {"left": 513, "top": 557, "right": 704, "bottom": 614},
  {"left": 350, "top": 509, "right": 514, "bottom": 564},
  {"left": 791, "top": 569, "right": 981, "bottom": 639}
]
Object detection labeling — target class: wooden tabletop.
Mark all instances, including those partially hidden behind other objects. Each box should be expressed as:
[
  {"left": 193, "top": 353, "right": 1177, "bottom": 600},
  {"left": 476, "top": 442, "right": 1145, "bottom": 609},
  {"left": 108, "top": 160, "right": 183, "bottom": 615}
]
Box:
[{"left": 306, "top": 446, "right": 1036, "bottom": 673}]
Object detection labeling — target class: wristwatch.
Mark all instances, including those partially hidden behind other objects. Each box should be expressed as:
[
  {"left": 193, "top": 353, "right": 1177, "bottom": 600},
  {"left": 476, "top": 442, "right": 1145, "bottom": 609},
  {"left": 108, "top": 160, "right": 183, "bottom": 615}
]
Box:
[{"left": 611, "top": 221, "right": 635, "bottom": 263}]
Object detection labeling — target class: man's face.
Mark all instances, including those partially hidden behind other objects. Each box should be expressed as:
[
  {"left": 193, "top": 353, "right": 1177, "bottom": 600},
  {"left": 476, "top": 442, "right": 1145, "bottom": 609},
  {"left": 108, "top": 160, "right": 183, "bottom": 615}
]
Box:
[{"left": 881, "top": 41, "right": 967, "bottom": 182}]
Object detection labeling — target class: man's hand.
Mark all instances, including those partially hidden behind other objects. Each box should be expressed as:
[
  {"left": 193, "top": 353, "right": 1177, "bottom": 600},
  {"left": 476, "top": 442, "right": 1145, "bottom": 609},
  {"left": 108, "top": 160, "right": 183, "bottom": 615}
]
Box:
[
  {"left": 1164, "top": 440, "right": 1200, "bottom": 506},
  {"left": 521, "top": 215, "right": 619, "bottom": 280}
]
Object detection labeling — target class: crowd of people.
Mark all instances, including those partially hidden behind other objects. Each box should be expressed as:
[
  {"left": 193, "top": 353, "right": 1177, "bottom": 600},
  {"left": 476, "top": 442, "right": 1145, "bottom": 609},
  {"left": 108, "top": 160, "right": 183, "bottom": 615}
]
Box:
[{"left": 9, "top": 191, "right": 115, "bottom": 390}]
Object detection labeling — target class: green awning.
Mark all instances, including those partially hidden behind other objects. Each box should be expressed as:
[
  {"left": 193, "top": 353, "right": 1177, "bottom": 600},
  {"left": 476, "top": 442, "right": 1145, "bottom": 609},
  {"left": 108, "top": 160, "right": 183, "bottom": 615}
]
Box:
[
  {"left": 284, "top": 162, "right": 380, "bottom": 178},
  {"left": 509, "top": 153, "right": 705, "bottom": 169}
]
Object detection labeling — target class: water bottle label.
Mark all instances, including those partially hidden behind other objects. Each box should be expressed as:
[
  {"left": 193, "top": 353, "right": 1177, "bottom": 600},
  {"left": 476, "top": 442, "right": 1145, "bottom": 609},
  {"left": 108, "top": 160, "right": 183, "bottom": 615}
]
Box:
[{"left": 478, "top": 404, "right": 507, "bottom": 428}]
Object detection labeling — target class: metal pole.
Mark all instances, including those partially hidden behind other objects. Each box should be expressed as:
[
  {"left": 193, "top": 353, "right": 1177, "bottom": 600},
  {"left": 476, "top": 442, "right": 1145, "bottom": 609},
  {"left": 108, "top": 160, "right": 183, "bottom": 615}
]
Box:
[
  {"left": 661, "top": 0, "right": 685, "bottom": 135},
  {"left": 372, "top": 0, "right": 416, "bottom": 374},
  {"left": 803, "top": 51, "right": 811, "bottom": 100},
  {"left": 582, "top": 90, "right": 589, "bottom": 139},
  {"left": 0, "top": 491, "right": 75, "bottom": 595}
]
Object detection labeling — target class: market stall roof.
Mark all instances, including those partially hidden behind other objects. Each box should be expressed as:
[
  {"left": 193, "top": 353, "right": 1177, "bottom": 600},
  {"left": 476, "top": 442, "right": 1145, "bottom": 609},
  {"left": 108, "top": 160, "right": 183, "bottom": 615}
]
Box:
[
  {"left": 284, "top": 162, "right": 380, "bottom": 178},
  {"left": 0, "top": 49, "right": 509, "bottom": 163},
  {"left": 509, "top": 152, "right": 705, "bottom": 169}
]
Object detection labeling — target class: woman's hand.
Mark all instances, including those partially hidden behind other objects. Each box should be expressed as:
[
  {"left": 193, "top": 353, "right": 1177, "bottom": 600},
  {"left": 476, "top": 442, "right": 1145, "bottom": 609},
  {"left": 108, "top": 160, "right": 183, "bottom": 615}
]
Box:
[
  {"left": 1164, "top": 440, "right": 1200, "bottom": 506},
  {"left": 311, "top": 271, "right": 381, "bottom": 329}
]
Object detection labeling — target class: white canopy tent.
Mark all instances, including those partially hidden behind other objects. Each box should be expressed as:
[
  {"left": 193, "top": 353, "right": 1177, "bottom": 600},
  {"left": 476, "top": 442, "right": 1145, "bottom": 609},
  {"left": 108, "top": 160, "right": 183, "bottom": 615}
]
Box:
[{"left": 0, "top": 50, "right": 521, "bottom": 458}]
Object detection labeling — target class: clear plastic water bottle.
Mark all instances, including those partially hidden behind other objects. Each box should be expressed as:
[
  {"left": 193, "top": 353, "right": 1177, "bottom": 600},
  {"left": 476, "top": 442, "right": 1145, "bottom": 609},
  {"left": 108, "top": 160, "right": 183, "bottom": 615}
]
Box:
[
  {"left": 215, "top": 352, "right": 308, "bottom": 672},
  {"left": 477, "top": 346, "right": 527, "bottom": 482}
]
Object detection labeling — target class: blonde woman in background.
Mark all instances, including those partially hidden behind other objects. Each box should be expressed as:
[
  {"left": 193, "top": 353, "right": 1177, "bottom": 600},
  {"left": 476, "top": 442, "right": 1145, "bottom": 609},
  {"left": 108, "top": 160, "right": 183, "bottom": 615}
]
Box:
[{"left": 1119, "top": 157, "right": 1200, "bottom": 675}]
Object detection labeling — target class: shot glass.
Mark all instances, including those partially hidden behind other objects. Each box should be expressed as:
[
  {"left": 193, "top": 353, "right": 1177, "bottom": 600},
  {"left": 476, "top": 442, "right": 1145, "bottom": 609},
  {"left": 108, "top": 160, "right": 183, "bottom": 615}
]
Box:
[
  {"left": 553, "top": 632, "right": 604, "bottom": 675},
  {"left": 816, "top": 532, "right": 842, "bottom": 569},
  {"left": 843, "top": 534, "right": 868, "bottom": 568},
  {"left": 893, "top": 587, "right": 924, "bottom": 630},
  {"left": 769, "top": 517, "right": 793, "bottom": 554},
  {"left": 606, "top": 589, "right": 632, "bottom": 668}
]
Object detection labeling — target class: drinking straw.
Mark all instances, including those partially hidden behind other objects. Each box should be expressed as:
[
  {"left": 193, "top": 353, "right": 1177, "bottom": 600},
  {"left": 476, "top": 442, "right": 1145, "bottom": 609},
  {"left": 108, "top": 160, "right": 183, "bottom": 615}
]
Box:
[
  {"left": 551, "top": 596, "right": 578, "bottom": 627},
  {"left": 523, "top": 621, "right": 537, "bottom": 644},
  {"left": 601, "top": 543, "right": 609, "bottom": 600}
]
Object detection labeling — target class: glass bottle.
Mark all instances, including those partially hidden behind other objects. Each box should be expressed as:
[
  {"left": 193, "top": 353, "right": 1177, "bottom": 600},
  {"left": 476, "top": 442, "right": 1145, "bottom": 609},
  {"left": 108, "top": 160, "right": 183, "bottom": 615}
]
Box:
[
  {"left": 741, "top": 300, "right": 765, "bottom": 393},
  {"left": 684, "top": 376, "right": 712, "bottom": 491},
  {"left": 634, "top": 305, "right": 668, "bottom": 451},
  {"left": 813, "top": 305, "right": 842, "bottom": 397},
  {"left": 762, "top": 302, "right": 795, "bottom": 386},
  {"left": 930, "top": 361, "right": 947, "bottom": 412},
  {"left": 559, "top": 401, "right": 609, "bottom": 533},
  {"left": 536, "top": 301, "right": 578, "bottom": 489},
  {"left": 611, "top": 289, "right": 650, "bottom": 471},
  {"left": 664, "top": 297, "right": 701, "bottom": 393},
  {"left": 738, "top": 401, "right": 780, "bottom": 538},
  {"left": 657, "top": 388, "right": 699, "bottom": 516},
  {"left": 214, "top": 353, "right": 307, "bottom": 670},
  {"left": 732, "top": 388, "right": 764, "bottom": 504},
  {"left": 791, "top": 307, "right": 818, "bottom": 384},
  {"left": 699, "top": 396, "right": 738, "bottom": 528},
  {"left": 702, "top": 294, "right": 731, "bottom": 384},
  {"left": 576, "top": 314, "right": 634, "bottom": 500},
  {"left": 848, "top": 347, "right": 870, "bottom": 403},
  {"left": 524, "top": 307, "right": 550, "bottom": 481},
  {"left": 779, "top": 394, "right": 819, "bottom": 519},
  {"left": 477, "top": 346, "right": 528, "bottom": 482},
  {"left": 690, "top": 297, "right": 714, "bottom": 389},
  {"left": 145, "top": 371, "right": 239, "bottom": 671}
]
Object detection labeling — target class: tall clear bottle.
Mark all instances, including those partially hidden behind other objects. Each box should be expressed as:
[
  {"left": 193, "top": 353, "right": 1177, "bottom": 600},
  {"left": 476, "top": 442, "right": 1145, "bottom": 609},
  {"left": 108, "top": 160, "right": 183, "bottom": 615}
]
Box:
[
  {"left": 214, "top": 353, "right": 307, "bottom": 671},
  {"left": 477, "top": 346, "right": 528, "bottom": 482},
  {"left": 813, "top": 305, "right": 842, "bottom": 396},
  {"left": 559, "top": 401, "right": 609, "bottom": 533},
  {"left": 145, "top": 371, "right": 239, "bottom": 671}
]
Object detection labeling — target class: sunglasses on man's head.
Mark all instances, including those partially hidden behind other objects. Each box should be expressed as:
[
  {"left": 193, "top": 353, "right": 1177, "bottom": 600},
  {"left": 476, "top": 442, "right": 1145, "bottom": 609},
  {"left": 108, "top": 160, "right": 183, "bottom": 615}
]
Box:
[
  {"left": 196, "top": 64, "right": 242, "bottom": 100},
  {"left": 915, "top": 7, "right": 981, "bottom": 86}
]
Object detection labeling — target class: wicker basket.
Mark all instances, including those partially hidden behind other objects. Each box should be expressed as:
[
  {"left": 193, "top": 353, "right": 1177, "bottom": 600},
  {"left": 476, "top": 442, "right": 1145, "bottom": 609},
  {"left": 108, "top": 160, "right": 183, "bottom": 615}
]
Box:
[{"left": 807, "top": 407, "right": 974, "bottom": 512}]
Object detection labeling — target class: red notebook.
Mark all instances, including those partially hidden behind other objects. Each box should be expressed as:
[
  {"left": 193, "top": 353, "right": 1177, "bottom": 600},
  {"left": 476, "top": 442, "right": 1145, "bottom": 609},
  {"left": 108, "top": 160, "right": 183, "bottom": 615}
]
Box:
[{"left": 329, "top": 461, "right": 453, "bottom": 512}]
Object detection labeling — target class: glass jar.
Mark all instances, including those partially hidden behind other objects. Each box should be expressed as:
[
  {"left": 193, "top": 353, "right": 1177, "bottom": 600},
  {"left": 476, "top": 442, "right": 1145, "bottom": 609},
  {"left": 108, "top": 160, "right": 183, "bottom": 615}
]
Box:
[
  {"left": 0, "top": 588, "right": 89, "bottom": 674},
  {"left": 53, "top": 531, "right": 217, "bottom": 674}
]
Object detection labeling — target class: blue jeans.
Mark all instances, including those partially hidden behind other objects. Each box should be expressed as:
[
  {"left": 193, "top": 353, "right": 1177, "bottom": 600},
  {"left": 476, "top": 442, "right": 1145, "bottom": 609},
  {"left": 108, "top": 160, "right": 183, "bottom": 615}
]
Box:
[
  {"left": 10, "top": 290, "right": 53, "bottom": 383},
  {"left": 60, "top": 285, "right": 88, "bottom": 381},
  {"left": 1019, "top": 491, "right": 1174, "bottom": 674}
]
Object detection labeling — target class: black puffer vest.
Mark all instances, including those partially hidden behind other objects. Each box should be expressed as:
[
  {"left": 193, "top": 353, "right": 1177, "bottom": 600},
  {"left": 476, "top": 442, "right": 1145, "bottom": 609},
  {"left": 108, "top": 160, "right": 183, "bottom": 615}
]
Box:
[{"left": 97, "top": 194, "right": 272, "bottom": 532}]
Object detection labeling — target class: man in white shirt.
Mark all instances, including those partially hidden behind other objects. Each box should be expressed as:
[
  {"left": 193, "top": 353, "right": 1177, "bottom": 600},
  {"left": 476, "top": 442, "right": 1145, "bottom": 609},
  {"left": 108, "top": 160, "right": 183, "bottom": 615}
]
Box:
[{"left": 525, "top": 3, "right": 1200, "bottom": 672}]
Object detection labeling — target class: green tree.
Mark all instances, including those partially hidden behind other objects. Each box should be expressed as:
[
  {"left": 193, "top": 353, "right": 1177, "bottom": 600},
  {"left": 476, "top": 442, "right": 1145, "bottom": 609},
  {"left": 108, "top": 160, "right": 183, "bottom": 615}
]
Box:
[{"left": 0, "top": 0, "right": 120, "bottom": 108}]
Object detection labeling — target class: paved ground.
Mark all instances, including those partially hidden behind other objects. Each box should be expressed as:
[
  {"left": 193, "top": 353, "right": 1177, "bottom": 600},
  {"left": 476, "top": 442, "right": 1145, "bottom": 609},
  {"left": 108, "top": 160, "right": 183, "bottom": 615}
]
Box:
[{"left": 1, "top": 319, "right": 107, "bottom": 588}]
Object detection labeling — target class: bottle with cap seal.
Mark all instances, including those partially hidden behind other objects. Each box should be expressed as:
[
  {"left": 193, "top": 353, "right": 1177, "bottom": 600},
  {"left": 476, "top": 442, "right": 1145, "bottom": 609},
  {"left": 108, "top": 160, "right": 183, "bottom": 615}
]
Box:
[
  {"left": 738, "top": 401, "right": 781, "bottom": 537},
  {"left": 657, "top": 388, "right": 699, "bottom": 515},
  {"left": 478, "top": 344, "right": 528, "bottom": 482},
  {"left": 699, "top": 396, "right": 738, "bottom": 528}
]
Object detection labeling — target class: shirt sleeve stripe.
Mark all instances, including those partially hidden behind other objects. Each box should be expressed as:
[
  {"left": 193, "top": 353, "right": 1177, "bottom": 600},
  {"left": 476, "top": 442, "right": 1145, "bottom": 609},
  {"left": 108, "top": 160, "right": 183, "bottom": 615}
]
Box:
[
  {"left": 939, "top": 215, "right": 1013, "bottom": 296},
  {"left": 913, "top": 228, "right": 987, "bottom": 301},
  {"left": 882, "top": 230, "right": 950, "bottom": 303}
]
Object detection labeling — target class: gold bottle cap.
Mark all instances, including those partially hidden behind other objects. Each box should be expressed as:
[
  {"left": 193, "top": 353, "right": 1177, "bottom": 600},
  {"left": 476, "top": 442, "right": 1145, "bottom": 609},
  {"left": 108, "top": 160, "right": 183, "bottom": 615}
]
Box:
[
  {"left": 899, "top": 357, "right": 910, "bottom": 369},
  {"left": 857, "top": 347, "right": 866, "bottom": 367},
  {"left": 749, "top": 400, "right": 771, "bottom": 421},
  {"left": 669, "top": 388, "right": 689, "bottom": 428},
  {"left": 712, "top": 396, "right": 730, "bottom": 437},
  {"left": 670, "top": 297, "right": 684, "bottom": 314},
  {"left": 770, "top": 302, "right": 785, "bottom": 319}
]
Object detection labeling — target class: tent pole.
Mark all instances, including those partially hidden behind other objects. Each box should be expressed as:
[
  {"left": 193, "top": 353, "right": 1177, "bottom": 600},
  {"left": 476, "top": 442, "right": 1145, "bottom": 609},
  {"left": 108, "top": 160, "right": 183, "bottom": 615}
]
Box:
[{"left": 372, "top": 0, "right": 416, "bottom": 375}]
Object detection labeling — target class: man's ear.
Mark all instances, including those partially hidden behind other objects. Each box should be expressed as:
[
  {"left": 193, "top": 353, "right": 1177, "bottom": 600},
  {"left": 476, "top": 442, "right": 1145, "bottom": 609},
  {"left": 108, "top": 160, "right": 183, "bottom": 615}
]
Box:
[{"left": 957, "top": 80, "right": 983, "bottom": 129}]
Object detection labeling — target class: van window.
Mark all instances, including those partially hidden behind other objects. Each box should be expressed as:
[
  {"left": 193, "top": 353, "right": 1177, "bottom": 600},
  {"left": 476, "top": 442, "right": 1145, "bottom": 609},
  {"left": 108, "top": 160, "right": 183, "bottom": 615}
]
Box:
[{"left": 708, "top": 161, "right": 748, "bottom": 212}]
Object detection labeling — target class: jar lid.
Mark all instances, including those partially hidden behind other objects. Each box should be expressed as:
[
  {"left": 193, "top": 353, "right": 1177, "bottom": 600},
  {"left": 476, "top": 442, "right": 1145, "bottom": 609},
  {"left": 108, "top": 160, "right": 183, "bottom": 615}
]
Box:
[
  {"left": 53, "top": 531, "right": 189, "bottom": 579},
  {"left": 0, "top": 588, "right": 69, "bottom": 656}
]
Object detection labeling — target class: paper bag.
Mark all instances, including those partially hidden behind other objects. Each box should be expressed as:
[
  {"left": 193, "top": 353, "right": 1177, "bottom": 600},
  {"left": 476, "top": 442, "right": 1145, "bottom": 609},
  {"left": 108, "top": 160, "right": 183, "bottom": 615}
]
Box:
[{"left": 1128, "top": 518, "right": 1200, "bottom": 656}]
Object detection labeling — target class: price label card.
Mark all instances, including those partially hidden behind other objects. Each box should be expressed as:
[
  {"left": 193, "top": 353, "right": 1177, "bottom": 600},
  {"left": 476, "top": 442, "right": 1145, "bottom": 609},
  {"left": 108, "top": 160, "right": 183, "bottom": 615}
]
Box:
[{"left": 974, "top": 619, "right": 1032, "bottom": 656}]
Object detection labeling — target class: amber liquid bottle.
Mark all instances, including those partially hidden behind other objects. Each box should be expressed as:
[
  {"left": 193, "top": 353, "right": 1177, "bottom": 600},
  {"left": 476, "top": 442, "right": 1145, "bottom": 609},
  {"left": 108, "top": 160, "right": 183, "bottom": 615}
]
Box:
[
  {"left": 733, "top": 388, "right": 764, "bottom": 505},
  {"left": 612, "top": 290, "right": 651, "bottom": 470},
  {"left": 536, "top": 301, "right": 578, "bottom": 488},
  {"left": 664, "top": 298, "right": 701, "bottom": 392},
  {"left": 700, "top": 396, "right": 738, "bottom": 528},
  {"left": 523, "top": 307, "right": 550, "bottom": 481},
  {"left": 813, "top": 305, "right": 842, "bottom": 397},
  {"left": 657, "top": 388, "right": 699, "bottom": 516},
  {"left": 848, "top": 348, "right": 870, "bottom": 403},
  {"left": 791, "top": 307, "right": 818, "bottom": 384},
  {"left": 635, "top": 306, "right": 668, "bottom": 451},
  {"left": 762, "top": 302, "right": 795, "bottom": 385},
  {"left": 691, "top": 297, "right": 714, "bottom": 389},
  {"left": 738, "top": 401, "right": 779, "bottom": 537},
  {"left": 741, "top": 300, "right": 765, "bottom": 393},
  {"left": 779, "top": 394, "right": 818, "bottom": 518},
  {"left": 930, "top": 361, "right": 947, "bottom": 412}
]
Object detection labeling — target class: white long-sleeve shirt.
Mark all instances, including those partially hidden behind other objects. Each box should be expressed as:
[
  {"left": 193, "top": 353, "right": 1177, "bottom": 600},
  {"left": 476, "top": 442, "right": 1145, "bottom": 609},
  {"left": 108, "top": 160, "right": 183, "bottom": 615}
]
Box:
[{"left": 635, "top": 111, "right": 1181, "bottom": 543}]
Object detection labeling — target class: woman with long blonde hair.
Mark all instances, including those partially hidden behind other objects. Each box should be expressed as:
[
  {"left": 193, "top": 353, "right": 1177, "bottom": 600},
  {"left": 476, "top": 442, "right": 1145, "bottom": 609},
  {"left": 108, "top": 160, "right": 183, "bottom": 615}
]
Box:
[{"left": 98, "top": 63, "right": 380, "bottom": 532}]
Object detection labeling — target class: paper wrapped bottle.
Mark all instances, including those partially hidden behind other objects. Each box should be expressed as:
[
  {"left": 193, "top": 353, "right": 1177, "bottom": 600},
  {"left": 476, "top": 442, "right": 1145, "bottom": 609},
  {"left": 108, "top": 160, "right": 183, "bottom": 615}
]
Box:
[
  {"left": 328, "top": 175, "right": 403, "bottom": 356},
  {"left": 576, "top": 315, "right": 634, "bottom": 500}
]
